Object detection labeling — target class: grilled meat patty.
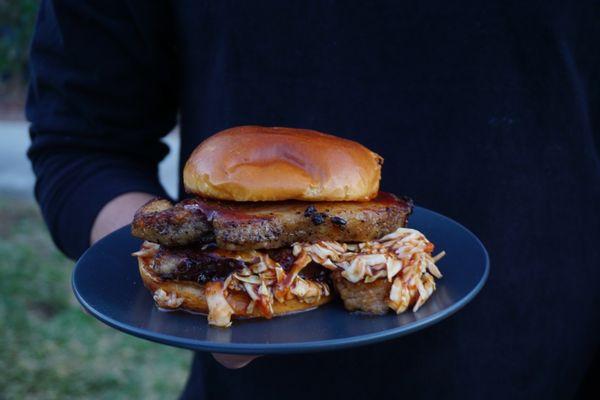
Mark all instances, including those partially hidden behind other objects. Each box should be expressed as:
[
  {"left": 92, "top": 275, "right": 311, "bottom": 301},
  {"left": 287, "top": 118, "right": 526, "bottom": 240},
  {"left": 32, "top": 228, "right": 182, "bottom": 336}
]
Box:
[
  {"left": 152, "top": 246, "right": 329, "bottom": 284},
  {"left": 132, "top": 192, "right": 412, "bottom": 250},
  {"left": 152, "top": 245, "right": 245, "bottom": 282},
  {"left": 131, "top": 198, "right": 214, "bottom": 246}
]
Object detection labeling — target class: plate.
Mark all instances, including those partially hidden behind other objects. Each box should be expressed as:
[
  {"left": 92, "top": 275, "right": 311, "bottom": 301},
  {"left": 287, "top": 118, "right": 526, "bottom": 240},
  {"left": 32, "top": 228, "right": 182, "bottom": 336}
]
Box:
[{"left": 72, "top": 206, "right": 489, "bottom": 354}]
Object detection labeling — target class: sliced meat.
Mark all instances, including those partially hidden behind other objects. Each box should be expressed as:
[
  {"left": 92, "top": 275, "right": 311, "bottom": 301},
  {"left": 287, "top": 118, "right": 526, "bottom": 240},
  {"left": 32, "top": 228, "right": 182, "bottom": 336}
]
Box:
[
  {"left": 331, "top": 271, "right": 391, "bottom": 314},
  {"left": 131, "top": 198, "right": 214, "bottom": 246},
  {"left": 206, "top": 192, "right": 412, "bottom": 250},
  {"left": 132, "top": 192, "right": 412, "bottom": 250},
  {"left": 152, "top": 246, "right": 245, "bottom": 282},
  {"left": 152, "top": 246, "right": 328, "bottom": 284}
]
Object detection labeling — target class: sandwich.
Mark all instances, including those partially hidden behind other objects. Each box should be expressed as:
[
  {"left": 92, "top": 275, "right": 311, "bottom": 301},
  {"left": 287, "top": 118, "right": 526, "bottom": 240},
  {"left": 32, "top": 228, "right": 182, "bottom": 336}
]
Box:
[{"left": 131, "top": 126, "right": 444, "bottom": 327}]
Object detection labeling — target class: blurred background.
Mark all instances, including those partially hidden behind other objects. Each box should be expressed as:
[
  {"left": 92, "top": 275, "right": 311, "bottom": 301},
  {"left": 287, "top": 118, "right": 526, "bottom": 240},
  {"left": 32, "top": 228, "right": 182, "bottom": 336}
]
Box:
[{"left": 0, "top": 2, "right": 189, "bottom": 399}]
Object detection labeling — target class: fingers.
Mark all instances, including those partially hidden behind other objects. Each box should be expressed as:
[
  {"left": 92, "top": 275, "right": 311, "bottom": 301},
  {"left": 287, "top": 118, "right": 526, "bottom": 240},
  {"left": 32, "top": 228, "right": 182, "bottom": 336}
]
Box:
[{"left": 211, "top": 353, "right": 260, "bottom": 369}]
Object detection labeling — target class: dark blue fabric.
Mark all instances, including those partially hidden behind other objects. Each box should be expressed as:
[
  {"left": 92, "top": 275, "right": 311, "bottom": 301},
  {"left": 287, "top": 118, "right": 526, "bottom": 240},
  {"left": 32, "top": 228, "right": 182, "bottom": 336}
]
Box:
[
  {"left": 27, "top": 1, "right": 600, "bottom": 399},
  {"left": 26, "top": 0, "right": 177, "bottom": 256}
]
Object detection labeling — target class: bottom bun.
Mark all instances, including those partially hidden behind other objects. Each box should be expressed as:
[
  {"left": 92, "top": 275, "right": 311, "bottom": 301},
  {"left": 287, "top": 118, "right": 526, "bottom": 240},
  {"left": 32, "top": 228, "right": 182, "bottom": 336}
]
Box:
[{"left": 138, "top": 255, "right": 332, "bottom": 319}]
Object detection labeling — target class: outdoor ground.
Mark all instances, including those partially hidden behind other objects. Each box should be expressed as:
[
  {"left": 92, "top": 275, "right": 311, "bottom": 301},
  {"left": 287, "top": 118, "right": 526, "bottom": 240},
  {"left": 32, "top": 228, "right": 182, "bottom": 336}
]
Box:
[
  {"left": 0, "top": 91, "right": 185, "bottom": 397},
  {"left": 0, "top": 197, "right": 191, "bottom": 399},
  {"left": 2, "top": 10, "right": 192, "bottom": 395}
]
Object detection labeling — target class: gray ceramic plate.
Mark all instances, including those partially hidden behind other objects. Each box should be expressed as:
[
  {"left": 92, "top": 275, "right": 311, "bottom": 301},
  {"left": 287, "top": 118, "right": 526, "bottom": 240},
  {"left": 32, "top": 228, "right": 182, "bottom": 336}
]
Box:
[{"left": 72, "top": 206, "right": 489, "bottom": 354}]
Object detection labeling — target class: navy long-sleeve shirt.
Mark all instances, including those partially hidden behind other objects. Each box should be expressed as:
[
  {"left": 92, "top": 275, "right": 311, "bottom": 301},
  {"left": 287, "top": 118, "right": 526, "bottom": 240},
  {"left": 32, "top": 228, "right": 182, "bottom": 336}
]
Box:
[{"left": 27, "top": 1, "right": 599, "bottom": 399}]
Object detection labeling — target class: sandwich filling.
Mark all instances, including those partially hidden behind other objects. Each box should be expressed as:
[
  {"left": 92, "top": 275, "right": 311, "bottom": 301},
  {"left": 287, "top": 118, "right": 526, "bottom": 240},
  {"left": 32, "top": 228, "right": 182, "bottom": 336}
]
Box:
[
  {"left": 293, "top": 227, "right": 444, "bottom": 314},
  {"left": 134, "top": 227, "right": 443, "bottom": 327},
  {"left": 134, "top": 242, "right": 331, "bottom": 327},
  {"left": 132, "top": 193, "right": 444, "bottom": 327},
  {"left": 131, "top": 192, "right": 412, "bottom": 249}
]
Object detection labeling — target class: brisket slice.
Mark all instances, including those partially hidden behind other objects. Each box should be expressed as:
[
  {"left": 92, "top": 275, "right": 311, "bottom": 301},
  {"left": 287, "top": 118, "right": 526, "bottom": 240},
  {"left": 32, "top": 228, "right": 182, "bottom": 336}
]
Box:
[{"left": 151, "top": 246, "right": 328, "bottom": 284}]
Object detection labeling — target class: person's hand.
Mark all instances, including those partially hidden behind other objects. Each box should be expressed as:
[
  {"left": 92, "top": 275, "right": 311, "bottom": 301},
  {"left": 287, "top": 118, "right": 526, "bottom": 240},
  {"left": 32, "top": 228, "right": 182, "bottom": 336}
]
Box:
[
  {"left": 91, "top": 192, "right": 260, "bottom": 369},
  {"left": 91, "top": 192, "right": 156, "bottom": 244},
  {"left": 84, "top": 192, "right": 155, "bottom": 317},
  {"left": 212, "top": 353, "right": 260, "bottom": 369}
]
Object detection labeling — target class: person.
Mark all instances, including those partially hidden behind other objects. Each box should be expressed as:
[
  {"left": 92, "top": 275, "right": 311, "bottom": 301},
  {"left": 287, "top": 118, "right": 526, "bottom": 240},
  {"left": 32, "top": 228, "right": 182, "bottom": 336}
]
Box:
[{"left": 26, "top": 1, "right": 599, "bottom": 399}]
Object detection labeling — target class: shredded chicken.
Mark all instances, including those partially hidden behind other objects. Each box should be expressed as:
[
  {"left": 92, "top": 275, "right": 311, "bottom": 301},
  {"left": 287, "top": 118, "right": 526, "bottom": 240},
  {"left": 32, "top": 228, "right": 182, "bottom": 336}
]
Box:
[
  {"left": 293, "top": 227, "right": 444, "bottom": 314},
  {"left": 139, "top": 227, "right": 442, "bottom": 327},
  {"left": 204, "top": 251, "right": 329, "bottom": 327},
  {"left": 205, "top": 281, "right": 235, "bottom": 327},
  {"left": 152, "top": 288, "right": 184, "bottom": 309}
]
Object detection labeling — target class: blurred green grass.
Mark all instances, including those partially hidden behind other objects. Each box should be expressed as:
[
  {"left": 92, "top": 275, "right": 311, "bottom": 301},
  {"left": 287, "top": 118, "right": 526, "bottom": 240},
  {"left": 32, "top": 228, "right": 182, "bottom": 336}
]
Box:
[
  {"left": 1, "top": 0, "right": 38, "bottom": 86},
  {"left": 0, "top": 198, "right": 191, "bottom": 399}
]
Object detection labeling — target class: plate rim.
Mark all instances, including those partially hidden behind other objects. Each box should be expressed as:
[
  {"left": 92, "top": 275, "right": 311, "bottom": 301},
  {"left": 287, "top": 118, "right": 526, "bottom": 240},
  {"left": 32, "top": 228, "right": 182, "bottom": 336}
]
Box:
[{"left": 72, "top": 206, "right": 490, "bottom": 354}]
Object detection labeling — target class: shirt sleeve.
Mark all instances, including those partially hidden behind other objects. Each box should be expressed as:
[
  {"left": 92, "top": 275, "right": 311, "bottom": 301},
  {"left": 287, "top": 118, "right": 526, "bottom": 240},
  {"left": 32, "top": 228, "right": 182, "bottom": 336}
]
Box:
[{"left": 26, "top": 0, "right": 178, "bottom": 259}]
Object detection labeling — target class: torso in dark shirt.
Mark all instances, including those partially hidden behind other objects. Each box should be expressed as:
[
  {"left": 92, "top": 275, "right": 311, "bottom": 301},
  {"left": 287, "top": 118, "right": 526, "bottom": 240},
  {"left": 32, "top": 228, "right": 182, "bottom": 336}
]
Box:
[
  {"left": 169, "top": 3, "right": 600, "bottom": 399},
  {"left": 27, "top": 1, "right": 600, "bottom": 399}
]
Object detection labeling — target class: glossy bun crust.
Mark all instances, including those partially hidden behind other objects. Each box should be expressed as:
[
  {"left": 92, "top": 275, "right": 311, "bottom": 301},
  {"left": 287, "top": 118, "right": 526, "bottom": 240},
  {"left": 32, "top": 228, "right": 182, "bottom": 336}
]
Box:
[
  {"left": 137, "top": 255, "right": 332, "bottom": 318},
  {"left": 183, "top": 126, "right": 383, "bottom": 201}
]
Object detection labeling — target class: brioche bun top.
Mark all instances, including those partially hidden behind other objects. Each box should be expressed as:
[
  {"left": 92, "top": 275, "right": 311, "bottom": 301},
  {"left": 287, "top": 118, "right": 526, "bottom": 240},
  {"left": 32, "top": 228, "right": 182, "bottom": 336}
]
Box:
[{"left": 183, "top": 126, "right": 383, "bottom": 201}]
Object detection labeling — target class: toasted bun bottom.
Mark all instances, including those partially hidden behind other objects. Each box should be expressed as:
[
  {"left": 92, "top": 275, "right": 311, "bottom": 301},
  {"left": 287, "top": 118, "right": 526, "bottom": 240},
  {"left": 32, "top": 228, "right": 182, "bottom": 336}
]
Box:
[{"left": 138, "top": 255, "right": 332, "bottom": 318}]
